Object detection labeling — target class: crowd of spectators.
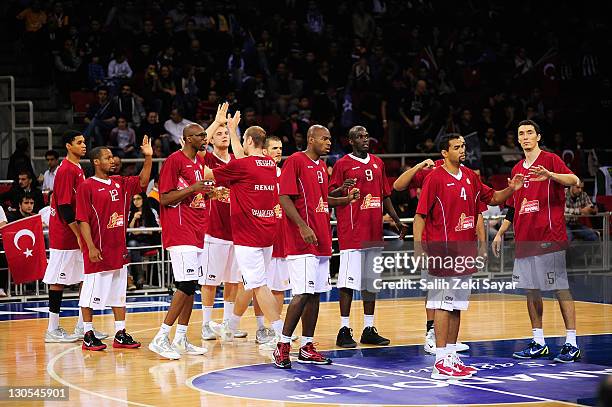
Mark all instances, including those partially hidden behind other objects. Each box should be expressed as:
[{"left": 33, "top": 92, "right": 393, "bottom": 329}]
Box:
[{"left": 4, "top": 0, "right": 610, "bottom": 178}]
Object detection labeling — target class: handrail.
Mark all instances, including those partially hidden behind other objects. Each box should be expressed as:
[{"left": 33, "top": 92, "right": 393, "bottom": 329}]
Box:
[
  {"left": 13, "top": 126, "right": 53, "bottom": 158},
  {"left": 0, "top": 76, "right": 16, "bottom": 152}
]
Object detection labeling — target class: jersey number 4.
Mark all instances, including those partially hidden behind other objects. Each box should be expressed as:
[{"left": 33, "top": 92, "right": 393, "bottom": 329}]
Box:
[{"left": 460, "top": 187, "right": 467, "bottom": 200}]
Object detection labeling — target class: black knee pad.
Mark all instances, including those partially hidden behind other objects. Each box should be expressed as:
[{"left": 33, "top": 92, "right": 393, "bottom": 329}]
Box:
[
  {"left": 361, "top": 290, "right": 377, "bottom": 302},
  {"left": 176, "top": 280, "right": 197, "bottom": 296}
]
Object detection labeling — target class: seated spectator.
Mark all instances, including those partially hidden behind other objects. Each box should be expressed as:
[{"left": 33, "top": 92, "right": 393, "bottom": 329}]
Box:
[
  {"left": 87, "top": 55, "right": 106, "bottom": 90},
  {"left": 127, "top": 193, "right": 160, "bottom": 290},
  {"left": 108, "top": 51, "right": 133, "bottom": 81},
  {"left": 84, "top": 87, "right": 118, "bottom": 148},
  {"left": 39, "top": 150, "right": 59, "bottom": 191},
  {"left": 138, "top": 111, "right": 165, "bottom": 147},
  {"left": 113, "top": 84, "right": 145, "bottom": 127},
  {"left": 109, "top": 116, "right": 138, "bottom": 158},
  {"left": 158, "top": 65, "right": 177, "bottom": 117},
  {"left": 163, "top": 108, "right": 193, "bottom": 152},
  {"left": 499, "top": 131, "right": 522, "bottom": 168},
  {"left": 565, "top": 181, "right": 599, "bottom": 241},
  {"left": 54, "top": 38, "right": 82, "bottom": 104},
  {"left": 0, "top": 171, "right": 44, "bottom": 213},
  {"left": 6, "top": 138, "right": 35, "bottom": 183},
  {"left": 7, "top": 193, "right": 36, "bottom": 222}
]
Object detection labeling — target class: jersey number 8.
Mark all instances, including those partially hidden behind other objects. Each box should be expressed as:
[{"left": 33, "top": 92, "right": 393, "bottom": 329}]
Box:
[{"left": 316, "top": 170, "right": 324, "bottom": 184}]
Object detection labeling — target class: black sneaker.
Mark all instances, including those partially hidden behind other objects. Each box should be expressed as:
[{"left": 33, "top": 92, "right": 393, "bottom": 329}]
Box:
[
  {"left": 360, "top": 326, "right": 390, "bottom": 346},
  {"left": 113, "top": 329, "right": 141, "bottom": 349},
  {"left": 82, "top": 330, "right": 107, "bottom": 351},
  {"left": 336, "top": 326, "right": 357, "bottom": 348}
]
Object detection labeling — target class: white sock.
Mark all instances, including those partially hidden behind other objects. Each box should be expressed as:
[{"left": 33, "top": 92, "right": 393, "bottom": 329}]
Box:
[
  {"left": 158, "top": 323, "right": 172, "bottom": 337},
  {"left": 280, "top": 334, "right": 292, "bottom": 344},
  {"left": 271, "top": 319, "right": 283, "bottom": 337},
  {"left": 340, "top": 316, "right": 350, "bottom": 328},
  {"left": 175, "top": 324, "right": 188, "bottom": 341},
  {"left": 114, "top": 320, "right": 126, "bottom": 333},
  {"left": 447, "top": 343, "right": 457, "bottom": 354},
  {"left": 83, "top": 321, "right": 93, "bottom": 334},
  {"left": 228, "top": 314, "right": 240, "bottom": 331},
  {"left": 532, "top": 328, "right": 545, "bottom": 346},
  {"left": 202, "top": 306, "right": 213, "bottom": 325},
  {"left": 364, "top": 314, "right": 374, "bottom": 328},
  {"left": 256, "top": 316, "right": 265, "bottom": 330},
  {"left": 77, "top": 308, "right": 84, "bottom": 327},
  {"left": 566, "top": 330, "right": 577, "bottom": 347},
  {"left": 48, "top": 312, "right": 60, "bottom": 332},
  {"left": 223, "top": 301, "right": 234, "bottom": 321},
  {"left": 435, "top": 346, "right": 447, "bottom": 362},
  {"left": 301, "top": 336, "right": 313, "bottom": 347}
]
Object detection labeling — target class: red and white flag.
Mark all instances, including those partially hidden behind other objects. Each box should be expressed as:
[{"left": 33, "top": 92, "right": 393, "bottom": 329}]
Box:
[{"left": 0, "top": 215, "right": 47, "bottom": 284}]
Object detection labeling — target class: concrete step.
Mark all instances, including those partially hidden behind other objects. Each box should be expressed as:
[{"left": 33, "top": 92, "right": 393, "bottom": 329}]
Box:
[
  {"left": 15, "top": 87, "right": 53, "bottom": 100},
  {"left": 14, "top": 99, "right": 59, "bottom": 111},
  {"left": 16, "top": 110, "right": 70, "bottom": 123}
]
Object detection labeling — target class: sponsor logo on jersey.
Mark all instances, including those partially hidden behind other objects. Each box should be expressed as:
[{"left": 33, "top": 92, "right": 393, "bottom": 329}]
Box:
[
  {"left": 274, "top": 204, "right": 283, "bottom": 219},
  {"left": 373, "top": 163, "right": 378, "bottom": 169},
  {"left": 176, "top": 176, "right": 190, "bottom": 190},
  {"left": 254, "top": 184, "right": 275, "bottom": 191},
  {"left": 115, "top": 183, "right": 120, "bottom": 188},
  {"left": 519, "top": 198, "right": 540, "bottom": 214},
  {"left": 360, "top": 194, "right": 381, "bottom": 209},
  {"left": 107, "top": 212, "right": 124, "bottom": 228},
  {"left": 216, "top": 188, "right": 230, "bottom": 203},
  {"left": 186, "top": 268, "right": 194, "bottom": 274},
  {"left": 252, "top": 209, "right": 275, "bottom": 217},
  {"left": 351, "top": 166, "right": 360, "bottom": 170},
  {"left": 190, "top": 193, "right": 207, "bottom": 209},
  {"left": 255, "top": 159, "right": 275, "bottom": 167},
  {"left": 315, "top": 197, "right": 329, "bottom": 213},
  {"left": 466, "top": 178, "right": 471, "bottom": 184},
  {"left": 454, "top": 212, "right": 475, "bottom": 231},
  {"left": 93, "top": 297, "right": 100, "bottom": 303}
]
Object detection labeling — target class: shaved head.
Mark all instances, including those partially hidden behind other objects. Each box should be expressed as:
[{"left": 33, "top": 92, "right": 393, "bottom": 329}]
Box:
[{"left": 183, "top": 123, "right": 204, "bottom": 139}]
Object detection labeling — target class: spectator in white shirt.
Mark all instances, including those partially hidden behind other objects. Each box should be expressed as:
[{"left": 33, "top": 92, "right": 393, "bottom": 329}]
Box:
[
  {"left": 108, "top": 52, "right": 133, "bottom": 79},
  {"left": 39, "top": 150, "right": 59, "bottom": 191},
  {"left": 0, "top": 204, "right": 7, "bottom": 227},
  {"left": 163, "top": 108, "right": 193, "bottom": 152}
]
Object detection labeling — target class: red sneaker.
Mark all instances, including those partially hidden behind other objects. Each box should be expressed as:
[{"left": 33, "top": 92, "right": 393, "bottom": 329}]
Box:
[
  {"left": 274, "top": 342, "right": 291, "bottom": 369},
  {"left": 431, "top": 355, "right": 472, "bottom": 380},
  {"left": 450, "top": 353, "right": 477, "bottom": 375},
  {"left": 297, "top": 342, "right": 332, "bottom": 365}
]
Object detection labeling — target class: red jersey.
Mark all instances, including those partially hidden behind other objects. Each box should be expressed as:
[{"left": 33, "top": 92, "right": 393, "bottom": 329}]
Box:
[
  {"left": 330, "top": 154, "right": 391, "bottom": 250},
  {"left": 213, "top": 155, "right": 278, "bottom": 248},
  {"left": 272, "top": 167, "right": 286, "bottom": 258},
  {"left": 279, "top": 152, "right": 332, "bottom": 257},
  {"left": 76, "top": 176, "right": 143, "bottom": 273},
  {"left": 508, "top": 150, "right": 572, "bottom": 257},
  {"left": 159, "top": 151, "right": 209, "bottom": 249},
  {"left": 416, "top": 166, "right": 494, "bottom": 275},
  {"left": 204, "top": 152, "right": 234, "bottom": 242},
  {"left": 49, "top": 159, "right": 85, "bottom": 250}
]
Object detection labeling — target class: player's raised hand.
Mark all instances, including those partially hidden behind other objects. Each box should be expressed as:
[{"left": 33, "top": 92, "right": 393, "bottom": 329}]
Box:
[
  {"left": 88, "top": 246, "right": 103, "bottom": 263},
  {"left": 299, "top": 224, "right": 318, "bottom": 245},
  {"left": 228, "top": 110, "right": 241, "bottom": 133},
  {"left": 141, "top": 135, "right": 153, "bottom": 156},
  {"left": 528, "top": 165, "right": 552, "bottom": 181},
  {"left": 507, "top": 173, "right": 524, "bottom": 190},
  {"left": 215, "top": 102, "right": 229, "bottom": 125},
  {"left": 420, "top": 158, "right": 435, "bottom": 169},
  {"left": 348, "top": 187, "right": 360, "bottom": 203}
]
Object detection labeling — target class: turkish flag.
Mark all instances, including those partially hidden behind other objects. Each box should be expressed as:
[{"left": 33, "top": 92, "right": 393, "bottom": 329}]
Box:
[{"left": 0, "top": 215, "right": 48, "bottom": 284}]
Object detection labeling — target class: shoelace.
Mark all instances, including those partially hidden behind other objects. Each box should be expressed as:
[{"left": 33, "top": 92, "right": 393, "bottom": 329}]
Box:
[
  {"left": 57, "top": 327, "right": 68, "bottom": 335},
  {"left": 560, "top": 344, "right": 572, "bottom": 354}
]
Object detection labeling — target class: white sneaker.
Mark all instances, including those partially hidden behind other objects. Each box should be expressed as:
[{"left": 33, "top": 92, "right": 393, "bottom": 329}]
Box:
[
  {"left": 424, "top": 329, "right": 436, "bottom": 354},
  {"left": 172, "top": 336, "right": 208, "bottom": 355},
  {"left": 456, "top": 342, "right": 470, "bottom": 352},
  {"left": 45, "top": 327, "right": 80, "bottom": 343},
  {"left": 74, "top": 325, "right": 109, "bottom": 340},
  {"left": 201, "top": 322, "right": 216, "bottom": 340},
  {"left": 258, "top": 334, "right": 280, "bottom": 352},
  {"left": 255, "top": 327, "right": 276, "bottom": 344},
  {"left": 234, "top": 329, "right": 248, "bottom": 338},
  {"left": 209, "top": 320, "right": 234, "bottom": 342},
  {"left": 149, "top": 333, "right": 181, "bottom": 360},
  {"left": 291, "top": 334, "right": 299, "bottom": 342}
]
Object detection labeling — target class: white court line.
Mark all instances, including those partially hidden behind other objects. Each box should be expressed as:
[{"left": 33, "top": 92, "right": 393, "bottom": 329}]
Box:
[{"left": 332, "top": 362, "right": 586, "bottom": 407}]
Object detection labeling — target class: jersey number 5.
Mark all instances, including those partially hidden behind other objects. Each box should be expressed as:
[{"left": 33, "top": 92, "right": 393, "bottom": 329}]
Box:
[{"left": 460, "top": 187, "right": 467, "bottom": 201}]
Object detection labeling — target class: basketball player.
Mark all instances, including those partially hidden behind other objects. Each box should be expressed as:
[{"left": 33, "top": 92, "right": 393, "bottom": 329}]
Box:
[
  {"left": 273, "top": 125, "right": 360, "bottom": 369},
  {"left": 203, "top": 126, "right": 286, "bottom": 350},
  {"left": 149, "top": 105, "right": 228, "bottom": 359},
  {"left": 43, "top": 130, "right": 106, "bottom": 342},
  {"left": 247, "top": 136, "right": 291, "bottom": 343},
  {"left": 330, "top": 125, "right": 405, "bottom": 348},
  {"left": 415, "top": 134, "right": 523, "bottom": 379},
  {"left": 199, "top": 116, "right": 247, "bottom": 341},
  {"left": 394, "top": 155, "right": 474, "bottom": 354},
  {"left": 76, "top": 137, "right": 153, "bottom": 351},
  {"left": 492, "top": 120, "right": 581, "bottom": 363}
]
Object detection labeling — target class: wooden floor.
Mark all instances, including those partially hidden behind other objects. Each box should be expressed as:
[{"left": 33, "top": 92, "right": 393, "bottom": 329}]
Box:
[{"left": 2, "top": 294, "right": 611, "bottom": 406}]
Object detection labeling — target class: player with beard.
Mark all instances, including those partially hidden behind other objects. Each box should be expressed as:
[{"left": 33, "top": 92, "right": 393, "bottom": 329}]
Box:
[
  {"left": 414, "top": 134, "right": 523, "bottom": 379},
  {"left": 330, "top": 125, "right": 405, "bottom": 348},
  {"left": 273, "top": 125, "right": 359, "bottom": 369}
]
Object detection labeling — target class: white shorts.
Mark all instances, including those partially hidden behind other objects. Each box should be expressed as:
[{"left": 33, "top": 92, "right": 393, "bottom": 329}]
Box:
[
  {"left": 168, "top": 246, "right": 204, "bottom": 282},
  {"left": 513, "top": 251, "right": 569, "bottom": 291},
  {"left": 234, "top": 245, "right": 273, "bottom": 290},
  {"left": 198, "top": 238, "right": 241, "bottom": 286},
  {"left": 337, "top": 248, "right": 382, "bottom": 292},
  {"left": 43, "top": 249, "right": 84, "bottom": 286},
  {"left": 425, "top": 275, "right": 471, "bottom": 311},
  {"left": 79, "top": 267, "right": 128, "bottom": 310},
  {"left": 287, "top": 255, "right": 331, "bottom": 295},
  {"left": 268, "top": 257, "right": 290, "bottom": 292}
]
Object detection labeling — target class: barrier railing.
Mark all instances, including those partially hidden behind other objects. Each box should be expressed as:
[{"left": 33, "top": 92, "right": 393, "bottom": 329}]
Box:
[{"left": 0, "top": 213, "right": 610, "bottom": 301}]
